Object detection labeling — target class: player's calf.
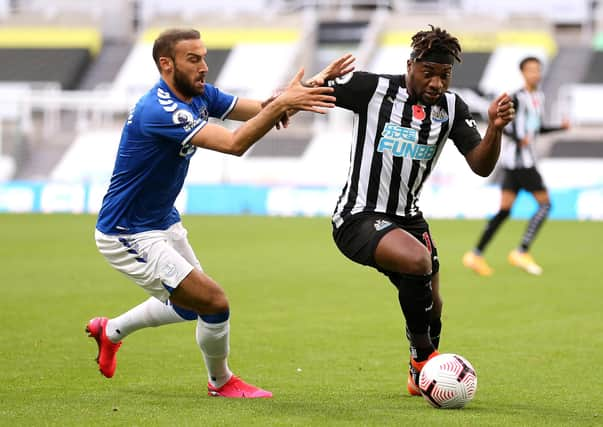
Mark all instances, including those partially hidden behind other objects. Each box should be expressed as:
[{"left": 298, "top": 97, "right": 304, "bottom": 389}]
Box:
[{"left": 390, "top": 272, "right": 435, "bottom": 355}]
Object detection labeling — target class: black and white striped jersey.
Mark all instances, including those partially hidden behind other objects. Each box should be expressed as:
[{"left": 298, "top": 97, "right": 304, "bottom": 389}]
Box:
[
  {"left": 501, "top": 88, "right": 544, "bottom": 169},
  {"left": 328, "top": 71, "right": 482, "bottom": 228}
]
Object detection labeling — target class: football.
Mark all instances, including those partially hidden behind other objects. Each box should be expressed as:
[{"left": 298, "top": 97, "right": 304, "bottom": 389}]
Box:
[{"left": 418, "top": 353, "right": 477, "bottom": 409}]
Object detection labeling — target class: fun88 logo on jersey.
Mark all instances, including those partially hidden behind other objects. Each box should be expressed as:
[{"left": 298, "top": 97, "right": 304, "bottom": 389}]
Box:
[{"left": 377, "top": 122, "right": 436, "bottom": 160}]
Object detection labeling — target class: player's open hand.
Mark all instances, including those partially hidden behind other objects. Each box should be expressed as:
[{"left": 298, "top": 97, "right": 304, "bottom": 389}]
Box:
[
  {"left": 279, "top": 68, "right": 336, "bottom": 114},
  {"left": 488, "top": 93, "right": 515, "bottom": 129},
  {"left": 305, "top": 53, "right": 356, "bottom": 87}
]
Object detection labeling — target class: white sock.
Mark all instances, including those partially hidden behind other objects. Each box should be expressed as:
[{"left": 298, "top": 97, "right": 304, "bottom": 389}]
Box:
[
  {"left": 105, "top": 297, "right": 190, "bottom": 342},
  {"left": 196, "top": 318, "right": 232, "bottom": 388}
]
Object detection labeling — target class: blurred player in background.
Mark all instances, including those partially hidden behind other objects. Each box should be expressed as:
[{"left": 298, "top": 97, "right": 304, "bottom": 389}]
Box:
[
  {"left": 86, "top": 28, "right": 341, "bottom": 398},
  {"left": 307, "top": 26, "right": 514, "bottom": 396},
  {"left": 463, "top": 56, "right": 569, "bottom": 276}
]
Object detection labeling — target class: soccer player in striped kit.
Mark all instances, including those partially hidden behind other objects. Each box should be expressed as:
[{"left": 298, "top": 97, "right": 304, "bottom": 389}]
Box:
[
  {"left": 306, "top": 25, "right": 515, "bottom": 396},
  {"left": 463, "top": 56, "right": 569, "bottom": 276}
]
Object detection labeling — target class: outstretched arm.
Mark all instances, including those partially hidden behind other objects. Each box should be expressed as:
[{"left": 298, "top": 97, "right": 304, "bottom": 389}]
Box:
[
  {"left": 540, "top": 118, "right": 570, "bottom": 134},
  {"left": 227, "top": 95, "right": 292, "bottom": 129},
  {"left": 225, "top": 54, "right": 355, "bottom": 128},
  {"left": 226, "top": 98, "right": 263, "bottom": 121},
  {"left": 191, "top": 69, "right": 335, "bottom": 156},
  {"left": 465, "top": 93, "right": 515, "bottom": 177},
  {"left": 305, "top": 53, "right": 356, "bottom": 87}
]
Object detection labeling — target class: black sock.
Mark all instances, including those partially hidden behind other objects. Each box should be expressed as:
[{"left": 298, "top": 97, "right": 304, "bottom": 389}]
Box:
[
  {"left": 405, "top": 326, "right": 434, "bottom": 361},
  {"left": 415, "top": 346, "right": 434, "bottom": 361},
  {"left": 392, "top": 273, "right": 435, "bottom": 360},
  {"left": 476, "top": 209, "right": 510, "bottom": 252},
  {"left": 429, "top": 317, "right": 442, "bottom": 350}
]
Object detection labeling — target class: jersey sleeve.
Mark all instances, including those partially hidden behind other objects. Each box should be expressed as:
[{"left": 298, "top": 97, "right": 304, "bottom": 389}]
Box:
[
  {"left": 325, "top": 71, "right": 379, "bottom": 113},
  {"left": 203, "top": 83, "right": 238, "bottom": 120},
  {"left": 448, "top": 94, "right": 482, "bottom": 155},
  {"left": 142, "top": 102, "right": 208, "bottom": 146}
]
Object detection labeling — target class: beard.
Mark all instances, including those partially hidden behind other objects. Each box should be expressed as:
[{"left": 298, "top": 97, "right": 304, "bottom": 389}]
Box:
[{"left": 173, "top": 66, "right": 204, "bottom": 98}]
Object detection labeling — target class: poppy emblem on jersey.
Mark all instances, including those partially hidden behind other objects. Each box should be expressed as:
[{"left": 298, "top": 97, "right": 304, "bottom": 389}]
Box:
[
  {"left": 413, "top": 105, "right": 426, "bottom": 121},
  {"left": 431, "top": 106, "right": 448, "bottom": 123}
]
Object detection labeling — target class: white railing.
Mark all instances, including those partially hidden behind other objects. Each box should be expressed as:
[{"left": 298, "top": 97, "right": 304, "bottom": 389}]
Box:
[
  {"left": 4, "top": 83, "right": 602, "bottom": 151},
  {"left": 32, "top": 89, "right": 135, "bottom": 134},
  {"left": 0, "top": 84, "right": 135, "bottom": 145}
]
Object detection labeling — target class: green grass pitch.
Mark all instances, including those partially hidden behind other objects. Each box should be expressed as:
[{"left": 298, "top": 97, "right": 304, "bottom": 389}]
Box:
[{"left": 1, "top": 214, "right": 601, "bottom": 426}]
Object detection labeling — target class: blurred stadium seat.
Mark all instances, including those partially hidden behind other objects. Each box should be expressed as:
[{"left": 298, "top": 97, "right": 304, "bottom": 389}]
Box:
[{"left": 0, "top": 0, "right": 601, "bottom": 218}]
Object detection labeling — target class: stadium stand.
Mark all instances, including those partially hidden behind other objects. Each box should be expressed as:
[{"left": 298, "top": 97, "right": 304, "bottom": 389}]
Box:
[
  {"left": 0, "top": 0, "right": 602, "bottom": 217},
  {"left": 0, "top": 27, "right": 101, "bottom": 89},
  {"left": 49, "top": 129, "right": 119, "bottom": 183},
  {"left": 112, "top": 21, "right": 305, "bottom": 101},
  {"left": 78, "top": 40, "right": 134, "bottom": 91},
  {"left": 0, "top": 47, "right": 91, "bottom": 90}
]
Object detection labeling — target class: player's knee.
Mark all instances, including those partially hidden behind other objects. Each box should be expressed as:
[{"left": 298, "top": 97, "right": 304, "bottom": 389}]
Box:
[
  {"left": 405, "top": 249, "right": 432, "bottom": 275},
  {"left": 185, "top": 281, "right": 230, "bottom": 315},
  {"left": 211, "top": 290, "right": 230, "bottom": 313},
  {"left": 199, "top": 286, "right": 229, "bottom": 314},
  {"left": 539, "top": 202, "right": 551, "bottom": 215}
]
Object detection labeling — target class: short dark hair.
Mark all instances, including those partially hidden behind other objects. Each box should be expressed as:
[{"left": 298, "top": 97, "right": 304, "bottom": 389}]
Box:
[
  {"left": 152, "top": 29, "right": 200, "bottom": 71},
  {"left": 410, "top": 25, "right": 462, "bottom": 63},
  {"left": 519, "top": 56, "right": 541, "bottom": 71}
]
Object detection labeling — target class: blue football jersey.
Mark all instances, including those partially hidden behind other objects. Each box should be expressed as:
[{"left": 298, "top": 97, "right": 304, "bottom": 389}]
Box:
[{"left": 96, "top": 79, "right": 237, "bottom": 234}]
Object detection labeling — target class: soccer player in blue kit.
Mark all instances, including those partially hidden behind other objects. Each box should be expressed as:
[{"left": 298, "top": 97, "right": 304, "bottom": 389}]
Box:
[{"left": 86, "top": 28, "right": 351, "bottom": 398}]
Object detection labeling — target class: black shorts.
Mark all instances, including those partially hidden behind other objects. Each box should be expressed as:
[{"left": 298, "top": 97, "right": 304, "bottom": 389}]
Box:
[
  {"left": 502, "top": 167, "right": 546, "bottom": 193},
  {"left": 332, "top": 212, "right": 439, "bottom": 275}
]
